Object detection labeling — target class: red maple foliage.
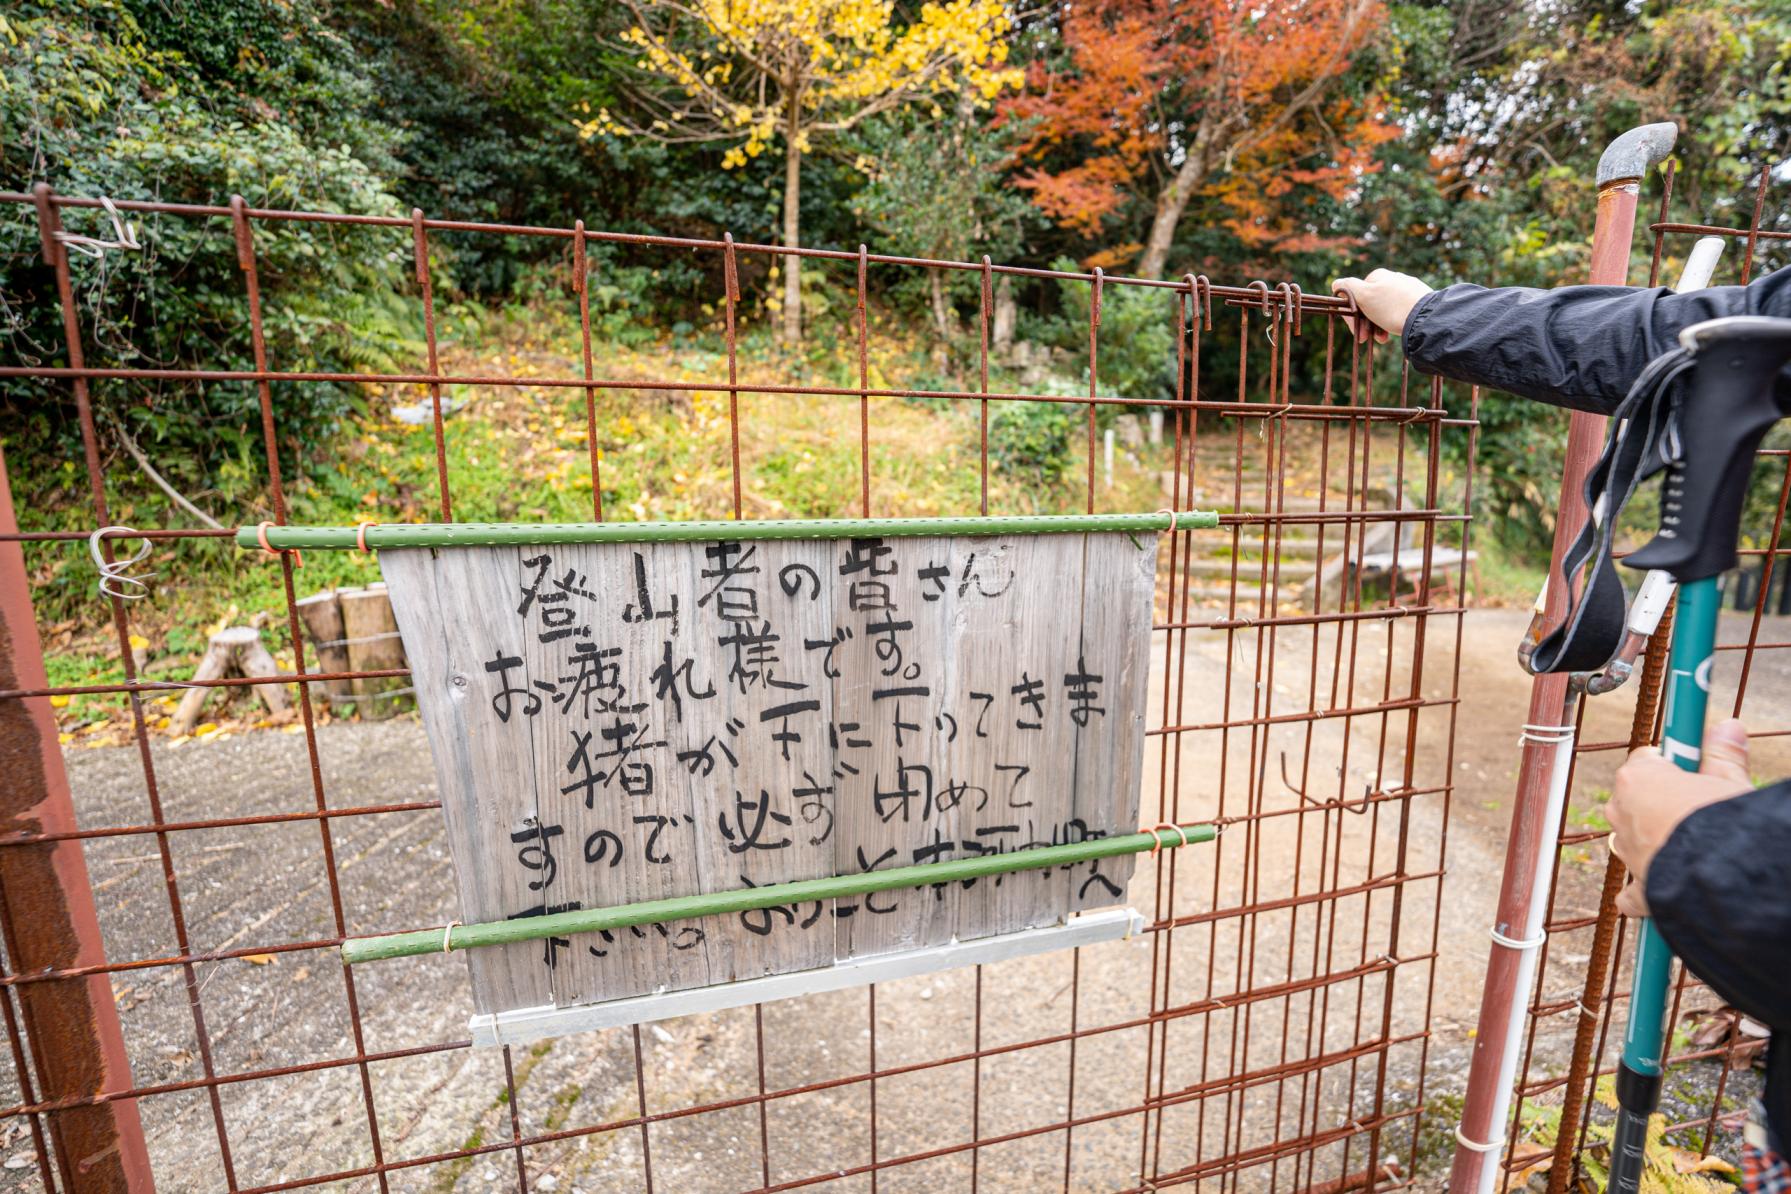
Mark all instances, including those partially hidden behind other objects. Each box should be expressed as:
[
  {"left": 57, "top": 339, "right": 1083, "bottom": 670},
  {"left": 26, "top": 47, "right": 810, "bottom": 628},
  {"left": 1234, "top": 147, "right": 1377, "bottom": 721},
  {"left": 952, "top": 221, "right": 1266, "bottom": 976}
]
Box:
[{"left": 1003, "top": 0, "right": 1398, "bottom": 277}]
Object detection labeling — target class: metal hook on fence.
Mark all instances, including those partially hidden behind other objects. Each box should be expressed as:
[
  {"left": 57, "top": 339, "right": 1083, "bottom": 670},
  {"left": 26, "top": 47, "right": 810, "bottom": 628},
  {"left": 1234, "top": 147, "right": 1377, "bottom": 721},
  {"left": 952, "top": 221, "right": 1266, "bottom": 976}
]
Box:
[
  {"left": 54, "top": 197, "right": 141, "bottom": 258},
  {"left": 89, "top": 526, "right": 154, "bottom": 601},
  {"left": 1283, "top": 283, "right": 1304, "bottom": 338},
  {"left": 1269, "top": 283, "right": 1296, "bottom": 346},
  {"left": 1281, "top": 751, "right": 1374, "bottom": 815},
  {"left": 1280, "top": 750, "right": 1311, "bottom": 803},
  {"left": 1178, "top": 273, "right": 1202, "bottom": 362},
  {"left": 1194, "top": 275, "right": 1213, "bottom": 331},
  {"left": 1246, "top": 280, "right": 1273, "bottom": 342}
]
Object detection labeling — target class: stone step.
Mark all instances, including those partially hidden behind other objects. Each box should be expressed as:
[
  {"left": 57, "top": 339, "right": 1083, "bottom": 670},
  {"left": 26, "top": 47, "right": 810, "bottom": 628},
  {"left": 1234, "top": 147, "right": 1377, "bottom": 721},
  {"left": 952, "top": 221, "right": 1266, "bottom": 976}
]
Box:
[
  {"left": 1174, "top": 587, "right": 1303, "bottom": 612},
  {"left": 1182, "top": 557, "right": 1319, "bottom": 582},
  {"left": 1183, "top": 538, "right": 1322, "bottom": 560},
  {"left": 1167, "top": 477, "right": 1399, "bottom": 517}
]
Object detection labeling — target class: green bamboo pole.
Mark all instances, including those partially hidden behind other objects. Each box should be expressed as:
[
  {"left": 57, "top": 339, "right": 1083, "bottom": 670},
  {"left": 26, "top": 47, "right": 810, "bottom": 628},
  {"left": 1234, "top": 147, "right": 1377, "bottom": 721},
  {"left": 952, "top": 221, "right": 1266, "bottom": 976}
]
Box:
[
  {"left": 342, "top": 823, "right": 1216, "bottom": 965},
  {"left": 238, "top": 510, "right": 1219, "bottom": 552}
]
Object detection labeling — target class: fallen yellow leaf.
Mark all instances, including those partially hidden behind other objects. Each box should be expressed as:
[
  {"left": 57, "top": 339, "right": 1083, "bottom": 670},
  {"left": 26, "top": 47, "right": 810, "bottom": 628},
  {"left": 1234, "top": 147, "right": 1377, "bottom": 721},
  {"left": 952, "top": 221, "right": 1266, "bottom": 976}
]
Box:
[
  {"left": 243, "top": 954, "right": 275, "bottom": 966},
  {"left": 1673, "top": 1152, "right": 1738, "bottom": 1176}
]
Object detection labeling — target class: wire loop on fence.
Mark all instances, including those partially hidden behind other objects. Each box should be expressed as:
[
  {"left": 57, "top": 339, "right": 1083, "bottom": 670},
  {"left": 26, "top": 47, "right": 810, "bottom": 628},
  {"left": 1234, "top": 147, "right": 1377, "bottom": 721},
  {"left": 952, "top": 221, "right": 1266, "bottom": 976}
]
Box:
[
  {"left": 54, "top": 196, "right": 140, "bottom": 257},
  {"left": 1489, "top": 927, "right": 1548, "bottom": 951},
  {"left": 1454, "top": 1125, "right": 1505, "bottom": 1153},
  {"left": 89, "top": 526, "right": 153, "bottom": 601},
  {"left": 1148, "top": 822, "right": 1191, "bottom": 853}
]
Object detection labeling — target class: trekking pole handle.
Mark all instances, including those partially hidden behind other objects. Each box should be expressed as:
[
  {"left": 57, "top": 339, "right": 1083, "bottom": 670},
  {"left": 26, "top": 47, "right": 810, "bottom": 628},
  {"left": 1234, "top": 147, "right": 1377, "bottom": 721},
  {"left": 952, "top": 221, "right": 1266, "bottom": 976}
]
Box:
[{"left": 1627, "top": 317, "right": 1791, "bottom": 584}]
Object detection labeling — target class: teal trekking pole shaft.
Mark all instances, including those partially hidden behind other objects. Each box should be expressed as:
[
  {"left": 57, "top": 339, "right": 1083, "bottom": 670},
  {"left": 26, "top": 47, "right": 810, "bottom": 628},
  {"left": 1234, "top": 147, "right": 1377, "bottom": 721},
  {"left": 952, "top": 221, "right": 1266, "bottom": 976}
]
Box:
[{"left": 1608, "top": 575, "right": 1718, "bottom": 1190}]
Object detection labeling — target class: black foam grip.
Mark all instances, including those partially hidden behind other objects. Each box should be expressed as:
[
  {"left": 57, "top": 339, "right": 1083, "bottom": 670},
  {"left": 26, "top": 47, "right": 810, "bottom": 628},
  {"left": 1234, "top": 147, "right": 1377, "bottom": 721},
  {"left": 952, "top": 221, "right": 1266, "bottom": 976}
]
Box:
[{"left": 1630, "top": 319, "right": 1791, "bottom": 580}]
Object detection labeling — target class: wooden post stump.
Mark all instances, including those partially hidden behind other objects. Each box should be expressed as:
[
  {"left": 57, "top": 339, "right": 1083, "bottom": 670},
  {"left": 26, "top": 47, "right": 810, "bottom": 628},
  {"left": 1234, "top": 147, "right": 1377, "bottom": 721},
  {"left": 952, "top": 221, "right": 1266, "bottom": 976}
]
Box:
[
  {"left": 295, "top": 590, "right": 353, "bottom": 709},
  {"left": 169, "top": 626, "right": 290, "bottom": 734},
  {"left": 338, "top": 583, "right": 409, "bottom": 719}
]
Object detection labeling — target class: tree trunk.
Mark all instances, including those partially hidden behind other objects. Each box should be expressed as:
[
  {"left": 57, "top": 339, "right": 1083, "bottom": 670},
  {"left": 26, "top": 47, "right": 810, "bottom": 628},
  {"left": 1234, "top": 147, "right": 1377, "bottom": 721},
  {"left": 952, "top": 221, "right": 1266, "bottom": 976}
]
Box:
[
  {"left": 992, "top": 274, "right": 1016, "bottom": 357},
  {"left": 780, "top": 129, "right": 802, "bottom": 345},
  {"left": 1136, "top": 150, "right": 1210, "bottom": 280},
  {"left": 928, "top": 270, "right": 957, "bottom": 345}
]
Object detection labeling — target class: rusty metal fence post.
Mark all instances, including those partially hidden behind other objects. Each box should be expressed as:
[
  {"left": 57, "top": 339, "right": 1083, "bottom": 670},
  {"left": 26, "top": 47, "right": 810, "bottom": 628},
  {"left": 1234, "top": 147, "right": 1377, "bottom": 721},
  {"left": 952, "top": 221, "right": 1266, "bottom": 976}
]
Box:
[
  {"left": 1448, "top": 122, "right": 1679, "bottom": 1193},
  {"left": 0, "top": 439, "right": 155, "bottom": 1192}
]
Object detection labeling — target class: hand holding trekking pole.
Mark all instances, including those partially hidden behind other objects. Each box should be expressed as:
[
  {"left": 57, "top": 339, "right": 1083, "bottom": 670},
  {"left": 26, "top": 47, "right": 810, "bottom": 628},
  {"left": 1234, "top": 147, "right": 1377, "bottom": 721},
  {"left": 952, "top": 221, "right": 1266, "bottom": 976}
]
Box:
[{"left": 1608, "top": 718, "right": 1752, "bottom": 917}]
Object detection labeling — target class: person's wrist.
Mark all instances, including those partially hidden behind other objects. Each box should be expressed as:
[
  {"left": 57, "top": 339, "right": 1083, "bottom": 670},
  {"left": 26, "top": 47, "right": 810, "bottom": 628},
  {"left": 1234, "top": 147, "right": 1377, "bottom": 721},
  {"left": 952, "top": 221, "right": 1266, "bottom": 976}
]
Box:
[{"left": 1383, "top": 279, "right": 1432, "bottom": 333}]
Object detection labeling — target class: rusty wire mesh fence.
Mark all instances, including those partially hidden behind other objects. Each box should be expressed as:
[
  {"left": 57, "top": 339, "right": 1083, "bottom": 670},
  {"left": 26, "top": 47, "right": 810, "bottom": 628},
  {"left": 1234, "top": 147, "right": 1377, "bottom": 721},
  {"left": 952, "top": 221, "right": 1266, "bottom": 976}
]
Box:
[
  {"left": 0, "top": 188, "right": 1479, "bottom": 1192},
  {"left": 1501, "top": 161, "right": 1791, "bottom": 1189}
]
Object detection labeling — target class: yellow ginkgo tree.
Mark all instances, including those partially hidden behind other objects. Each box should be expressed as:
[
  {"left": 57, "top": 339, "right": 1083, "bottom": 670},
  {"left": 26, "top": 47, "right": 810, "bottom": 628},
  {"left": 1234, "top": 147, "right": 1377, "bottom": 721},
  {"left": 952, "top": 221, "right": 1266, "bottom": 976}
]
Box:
[{"left": 584, "top": 0, "right": 1023, "bottom": 343}]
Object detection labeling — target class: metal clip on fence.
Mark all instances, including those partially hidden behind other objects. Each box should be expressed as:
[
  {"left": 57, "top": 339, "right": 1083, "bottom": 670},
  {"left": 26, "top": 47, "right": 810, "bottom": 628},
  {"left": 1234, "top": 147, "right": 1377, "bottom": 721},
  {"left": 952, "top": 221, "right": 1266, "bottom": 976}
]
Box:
[
  {"left": 89, "top": 526, "right": 153, "bottom": 601},
  {"left": 53, "top": 196, "right": 140, "bottom": 258}
]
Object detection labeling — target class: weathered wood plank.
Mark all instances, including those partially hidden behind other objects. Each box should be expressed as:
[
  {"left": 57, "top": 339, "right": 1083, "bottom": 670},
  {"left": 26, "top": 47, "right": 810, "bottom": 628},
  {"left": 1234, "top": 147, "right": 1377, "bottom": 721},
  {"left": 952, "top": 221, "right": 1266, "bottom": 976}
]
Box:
[
  {"left": 688, "top": 538, "right": 837, "bottom": 984},
  {"left": 520, "top": 542, "right": 713, "bottom": 1006},
  {"left": 380, "top": 529, "right": 1160, "bottom": 1017},
  {"left": 831, "top": 534, "right": 961, "bottom": 959},
  {"left": 379, "top": 547, "right": 551, "bottom": 1013},
  {"left": 1064, "top": 531, "right": 1158, "bottom": 913},
  {"left": 946, "top": 533, "right": 1075, "bottom": 939}
]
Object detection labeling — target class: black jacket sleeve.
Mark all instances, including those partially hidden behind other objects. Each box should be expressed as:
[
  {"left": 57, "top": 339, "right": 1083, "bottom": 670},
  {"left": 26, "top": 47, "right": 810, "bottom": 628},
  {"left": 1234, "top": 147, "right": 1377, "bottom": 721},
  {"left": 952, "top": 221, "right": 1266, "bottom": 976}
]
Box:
[
  {"left": 1401, "top": 264, "right": 1791, "bottom": 416},
  {"left": 1646, "top": 782, "right": 1791, "bottom": 1153}
]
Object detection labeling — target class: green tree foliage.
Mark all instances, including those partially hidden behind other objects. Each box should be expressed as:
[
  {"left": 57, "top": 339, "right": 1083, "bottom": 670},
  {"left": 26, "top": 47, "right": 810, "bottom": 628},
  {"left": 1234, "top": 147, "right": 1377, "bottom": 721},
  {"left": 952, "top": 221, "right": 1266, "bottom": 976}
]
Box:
[
  {"left": 1, "top": 0, "right": 406, "bottom": 521},
  {"left": 850, "top": 106, "right": 1037, "bottom": 345}
]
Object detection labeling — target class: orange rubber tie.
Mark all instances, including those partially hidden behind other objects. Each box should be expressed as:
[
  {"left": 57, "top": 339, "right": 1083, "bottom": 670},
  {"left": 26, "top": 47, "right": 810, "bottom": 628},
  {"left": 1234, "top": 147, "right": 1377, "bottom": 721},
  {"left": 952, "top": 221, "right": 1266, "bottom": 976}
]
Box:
[{"left": 255, "top": 521, "right": 303, "bottom": 568}]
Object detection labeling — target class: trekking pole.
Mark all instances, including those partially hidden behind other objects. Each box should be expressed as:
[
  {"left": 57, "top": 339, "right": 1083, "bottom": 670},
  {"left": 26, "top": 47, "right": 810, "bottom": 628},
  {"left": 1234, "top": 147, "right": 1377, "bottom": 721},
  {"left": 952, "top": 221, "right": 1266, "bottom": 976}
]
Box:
[
  {"left": 1450, "top": 122, "right": 1678, "bottom": 1194},
  {"left": 1522, "top": 315, "right": 1791, "bottom": 1192},
  {"left": 1581, "top": 239, "right": 1725, "bottom": 698},
  {"left": 1454, "top": 123, "right": 1676, "bottom": 1194},
  {"left": 1542, "top": 236, "right": 1726, "bottom": 1194},
  {"left": 1606, "top": 316, "right": 1791, "bottom": 1191}
]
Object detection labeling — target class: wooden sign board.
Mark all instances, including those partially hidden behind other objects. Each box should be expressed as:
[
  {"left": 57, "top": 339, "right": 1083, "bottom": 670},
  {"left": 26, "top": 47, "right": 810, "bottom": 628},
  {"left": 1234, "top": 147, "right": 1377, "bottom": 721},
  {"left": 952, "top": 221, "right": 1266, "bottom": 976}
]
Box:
[{"left": 380, "top": 530, "right": 1158, "bottom": 1021}]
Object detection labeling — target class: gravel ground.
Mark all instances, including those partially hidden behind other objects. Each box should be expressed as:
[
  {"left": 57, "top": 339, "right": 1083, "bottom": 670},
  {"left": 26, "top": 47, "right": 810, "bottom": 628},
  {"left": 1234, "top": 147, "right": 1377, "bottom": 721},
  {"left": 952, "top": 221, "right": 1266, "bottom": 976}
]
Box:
[{"left": 9, "top": 608, "right": 1783, "bottom": 1192}]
